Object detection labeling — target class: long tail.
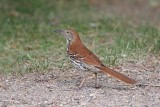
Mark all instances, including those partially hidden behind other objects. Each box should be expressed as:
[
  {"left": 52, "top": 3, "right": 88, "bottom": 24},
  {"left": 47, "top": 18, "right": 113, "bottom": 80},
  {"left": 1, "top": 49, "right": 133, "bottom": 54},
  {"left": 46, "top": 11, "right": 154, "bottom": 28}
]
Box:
[{"left": 97, "top": 66, "right": 136, "bottom": 84}]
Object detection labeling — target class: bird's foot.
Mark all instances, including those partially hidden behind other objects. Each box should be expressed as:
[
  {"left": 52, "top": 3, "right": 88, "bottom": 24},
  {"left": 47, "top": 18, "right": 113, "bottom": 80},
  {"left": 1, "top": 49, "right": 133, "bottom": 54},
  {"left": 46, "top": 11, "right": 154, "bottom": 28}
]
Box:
[{"left": 94, "top": 84, "right": 102, "bottom": 89}]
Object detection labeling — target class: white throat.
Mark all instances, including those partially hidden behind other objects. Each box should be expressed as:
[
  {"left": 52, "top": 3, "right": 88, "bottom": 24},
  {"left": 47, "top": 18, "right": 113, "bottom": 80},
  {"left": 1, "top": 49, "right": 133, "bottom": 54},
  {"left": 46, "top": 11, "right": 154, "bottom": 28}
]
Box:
[{"left": 66, "top": 38, "right": 70, "bottom": 51}]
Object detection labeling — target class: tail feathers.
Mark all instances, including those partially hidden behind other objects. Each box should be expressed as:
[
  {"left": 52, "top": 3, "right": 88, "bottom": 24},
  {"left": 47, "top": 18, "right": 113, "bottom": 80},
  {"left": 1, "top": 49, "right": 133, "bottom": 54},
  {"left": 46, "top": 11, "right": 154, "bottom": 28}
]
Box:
[{"left": 98, "top": 66, "right": 136, "bottom": 84}]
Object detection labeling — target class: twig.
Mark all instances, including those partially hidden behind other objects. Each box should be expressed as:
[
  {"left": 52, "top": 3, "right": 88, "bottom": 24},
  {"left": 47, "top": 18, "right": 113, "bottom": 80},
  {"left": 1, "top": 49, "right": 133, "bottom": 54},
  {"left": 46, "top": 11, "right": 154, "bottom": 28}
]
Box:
[{"left": 136, "top": 84, "right": 160, "bottom": 87}]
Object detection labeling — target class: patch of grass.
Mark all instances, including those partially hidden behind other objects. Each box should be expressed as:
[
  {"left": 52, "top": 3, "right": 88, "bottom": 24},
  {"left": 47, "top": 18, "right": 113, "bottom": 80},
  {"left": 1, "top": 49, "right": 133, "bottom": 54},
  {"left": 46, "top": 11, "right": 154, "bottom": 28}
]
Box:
[{"left": 0, "top": 0, "right": 159, "bottom": 74}]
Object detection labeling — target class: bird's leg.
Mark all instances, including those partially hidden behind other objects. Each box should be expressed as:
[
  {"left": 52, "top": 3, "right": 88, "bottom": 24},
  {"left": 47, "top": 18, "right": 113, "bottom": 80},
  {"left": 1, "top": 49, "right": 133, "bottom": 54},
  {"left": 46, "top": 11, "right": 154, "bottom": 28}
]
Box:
[
  {"left": 94, "top": 72, "right": 101, "bottom": 89},
  {"left": 78, "top": 76, "right": 85, "bottom": 89},
  {"left": 78, "top": 72, "right": 101, "bottom": 89},
  {"left": 77, "top": 70, "right": 86, "bottom": 89},
  {"left": 94, "top": 72, "right": 98, "bottom": 87},
  {"left": 78, "top": 71, "right": 95, "bottom": 89}
]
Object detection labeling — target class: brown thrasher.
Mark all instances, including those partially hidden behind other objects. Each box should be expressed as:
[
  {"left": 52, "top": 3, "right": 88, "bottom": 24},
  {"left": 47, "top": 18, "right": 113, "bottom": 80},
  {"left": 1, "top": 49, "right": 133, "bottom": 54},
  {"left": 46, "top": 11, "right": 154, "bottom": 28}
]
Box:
[{"left": 55, "top": 29, "right": 136, "bottom": 88}]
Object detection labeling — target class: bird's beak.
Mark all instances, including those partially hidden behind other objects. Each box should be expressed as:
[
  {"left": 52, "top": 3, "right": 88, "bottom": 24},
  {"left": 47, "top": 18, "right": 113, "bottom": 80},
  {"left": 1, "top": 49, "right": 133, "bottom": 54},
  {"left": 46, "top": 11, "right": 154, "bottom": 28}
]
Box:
[{"left": 54, "top": 30, "right": 64, "bottom": 34}]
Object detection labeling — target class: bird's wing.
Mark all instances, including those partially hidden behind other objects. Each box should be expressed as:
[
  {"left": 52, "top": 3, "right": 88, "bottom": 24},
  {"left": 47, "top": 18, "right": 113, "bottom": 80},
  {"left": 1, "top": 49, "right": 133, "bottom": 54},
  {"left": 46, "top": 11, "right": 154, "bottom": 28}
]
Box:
[
  {"left": 68, "top": 41, "right": 104, "bottom": 67},
  {"left": 75, "top": 46, "right": 104, "bottom": 67},
  {"left": 81, "top": 52, "right": 104, "bottom": 67}
]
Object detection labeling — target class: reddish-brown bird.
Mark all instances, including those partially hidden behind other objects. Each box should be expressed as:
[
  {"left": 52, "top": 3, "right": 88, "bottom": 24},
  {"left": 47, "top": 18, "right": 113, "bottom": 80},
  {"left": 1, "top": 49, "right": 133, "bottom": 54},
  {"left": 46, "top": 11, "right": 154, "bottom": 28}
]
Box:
[{"left": 55, "top": 29, "right": 136, "bottom": 88}]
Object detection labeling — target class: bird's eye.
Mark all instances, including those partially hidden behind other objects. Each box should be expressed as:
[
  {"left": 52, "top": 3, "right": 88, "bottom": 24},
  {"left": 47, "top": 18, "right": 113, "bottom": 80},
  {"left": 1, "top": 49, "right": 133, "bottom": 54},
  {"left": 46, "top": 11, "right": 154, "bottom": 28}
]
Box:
[{"left": 66, "top": 32, "right": 69, "bottom": 34}]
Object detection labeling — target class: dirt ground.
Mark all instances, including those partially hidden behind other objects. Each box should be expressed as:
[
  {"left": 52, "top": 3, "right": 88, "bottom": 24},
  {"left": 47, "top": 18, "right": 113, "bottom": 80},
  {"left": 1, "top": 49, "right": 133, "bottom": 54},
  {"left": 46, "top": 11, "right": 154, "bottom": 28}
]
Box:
[{"left": 0, "top": 55, "right": 160, "bottom": 107}]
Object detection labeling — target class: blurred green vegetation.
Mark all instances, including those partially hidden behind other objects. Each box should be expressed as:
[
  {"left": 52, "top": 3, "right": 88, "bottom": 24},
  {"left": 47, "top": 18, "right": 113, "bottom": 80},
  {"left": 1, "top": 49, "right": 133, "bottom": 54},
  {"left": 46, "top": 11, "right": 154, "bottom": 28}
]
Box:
[{"left": 0, "top": 0, "right": 159, "bottom": 74}]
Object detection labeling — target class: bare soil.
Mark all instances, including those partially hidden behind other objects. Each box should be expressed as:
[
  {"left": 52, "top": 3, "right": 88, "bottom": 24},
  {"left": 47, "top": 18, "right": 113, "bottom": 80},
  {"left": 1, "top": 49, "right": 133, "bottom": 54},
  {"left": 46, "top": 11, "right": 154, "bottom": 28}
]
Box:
[{"left": 0, "top": 55, "right": 160, "bottom": 107}]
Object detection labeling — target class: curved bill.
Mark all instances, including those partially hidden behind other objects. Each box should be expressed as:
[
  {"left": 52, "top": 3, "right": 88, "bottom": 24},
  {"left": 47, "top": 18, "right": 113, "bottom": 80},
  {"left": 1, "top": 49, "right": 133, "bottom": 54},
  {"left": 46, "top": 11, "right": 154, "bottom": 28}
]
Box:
[{"left": 54, "top": 30, "right": 63, "bottom": 34}]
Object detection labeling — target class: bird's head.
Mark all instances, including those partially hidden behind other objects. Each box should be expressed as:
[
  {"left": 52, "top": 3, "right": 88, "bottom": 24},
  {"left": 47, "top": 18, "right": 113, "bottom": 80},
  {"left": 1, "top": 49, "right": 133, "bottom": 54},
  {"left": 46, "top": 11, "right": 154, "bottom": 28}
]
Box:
[{"left": 55, "top": 29, "right": 79, "bottom": 42}]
